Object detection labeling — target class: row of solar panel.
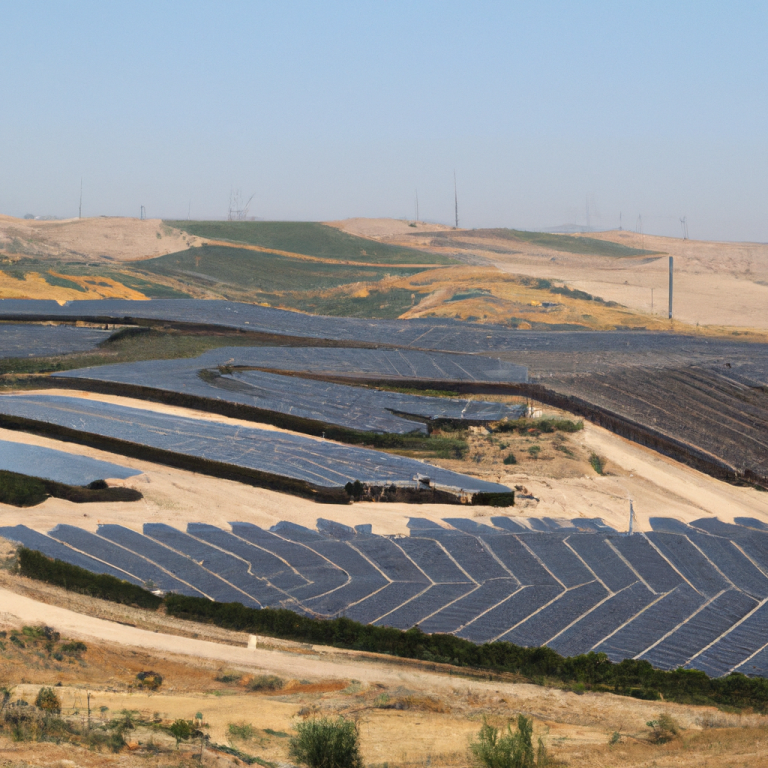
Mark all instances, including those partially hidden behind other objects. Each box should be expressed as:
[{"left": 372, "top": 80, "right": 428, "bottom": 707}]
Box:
[
  {"left": 3, "top": 518, "right": 768, "bottom": 677},
  {"left": 0, "top": 323, "right": 109, "bottom": 360},
  {"left": 0, "top": 299, "right": 762, "bottom": 361},
  {"left": 0, "top": 439, "right": 139, "bottom": 486},
  {"left": 55, "top": 350, "right": 525, "bottom": 435},
  {"left": 0, "top": 394, "right": 510, "bottom": 493}
]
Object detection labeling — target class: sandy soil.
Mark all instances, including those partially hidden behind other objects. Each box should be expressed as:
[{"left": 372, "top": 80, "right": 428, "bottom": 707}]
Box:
[
  {"left": 1, "top": 390, "right": 766, "bottom": 538},
  {"left": 330, "top": 218, "right": 768, "bottom": 331},
  {"left": 0, "top": 215, "right": 198, "bottom": 262}
]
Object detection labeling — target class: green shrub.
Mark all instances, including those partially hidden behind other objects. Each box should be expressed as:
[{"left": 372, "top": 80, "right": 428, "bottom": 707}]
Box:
[
  {"left": 589, "top": 453, "right": 606, "bottom": 475},
  {"left": 228, "top": 721, "right": 256, "bottom": 740},
  {"left": 0, "top": 471, "right": 48, "bottom": 507},
  {"left": 247, "top": 674, "right": 283, "bottom": 692},
  {"left": 527, "top": 446, "right": 541, "bottom": 459},
  {"left": 135, "top": 671, "right": 163, "bottom": 690},
  {"left": 646, "top": 713, "right": 679, "bottom": 744},
  {"left": 469, "top": 714, "right": 549, "bottom": 768},
  {"left": 289, "top": 716, "right": 363, "bottom": 768},
  {"left": 34, "top": 687, "right": 61, "bottom": 714},
  {"left": 503, "top": 453, "right": 517, "bottom": 465},
  {"left": 60, "top": 640, "right": 87, "bottom": 656}
]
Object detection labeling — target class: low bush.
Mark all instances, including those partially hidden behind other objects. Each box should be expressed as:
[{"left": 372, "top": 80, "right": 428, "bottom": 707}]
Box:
[
  {"left": 34, "top": 687, "right": 61, "bottom": 714},
  {"left": 289, "top": 716, "right": 363, "bottom": 768},
  {"left": 247, "top": 675, "right": 284, "bottom": 692},
  {"left": 136, "top": 671, "right": 163, "bottom": 690},
  {"left": 589, "top": 453, "right": 606, "bottom": 475},
  {"left": 469, "top": 715, "right": 550, "bottom": 768},
  {"left": 503, "top": 452, "right": 517, "bottom": 465},
  {"left": 494, "top": 417, "right": 583, "bottom": 435}
]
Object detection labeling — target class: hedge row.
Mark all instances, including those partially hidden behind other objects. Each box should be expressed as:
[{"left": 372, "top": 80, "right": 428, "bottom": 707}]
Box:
[
  {"left": 16, "top": 548, "right": 768, "bottom": 712},
  {"left": 17, "top": 548, "right": 162, "bottom": 609}
]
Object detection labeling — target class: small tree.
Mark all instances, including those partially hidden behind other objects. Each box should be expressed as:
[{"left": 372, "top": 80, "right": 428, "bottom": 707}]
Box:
[
  {"left": 34, "top": 687, "right": 61, "bottom": 714},
  {"left": 289, "top": 716, "right": 363, "bottom": 768},
  {"left": 470, "top": 715, "right": 550, "bottom": 768},
  {"left": 169, "top": 718, "right": 193, "bottom": 748}
]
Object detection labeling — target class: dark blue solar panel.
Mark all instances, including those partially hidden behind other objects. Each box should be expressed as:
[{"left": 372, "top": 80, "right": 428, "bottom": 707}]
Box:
[
  {"left": 646, "top": 532, "right": 730, "bottom": 597},
  {"left": 48, "top": 525, "right": 201, "bottom": 596},
  {"left": 691, "top": 602, "right": 768, "bottom": 677},
  {"left": 481, "top": 535, "right": 558, "bottom": 585},
  {"left": 0, "top": 525, "right": 142, "bottom": 584},
  {"left": 396, "top": 537, "right": 472, "bottom": 583},
  {"left": 229, "top": 523, "right": 348, "bottom": 599},
  {"left": 501, "top": 581, "right": 608, "bottom": 647},
  {"left": 522, "top": 535, "right": 594, "bottom": 587},
  {"left": 416, "top": 532, "right": 511, "bottom": 582},
  {"left": 0, "top": 323, "right": 109, "bottom": 359},
  {"left": 548, "top": 582, "right": 657, "bottom": 657},
  {"left": 375, "top": 584, "right": 475, "bottom": 629},
  {"left": 97, "top": 524, "right": 258, "bottom": 605},
  {"left": 143, "top": 524, "right": 281, "bottom": 606},
  {"left": 187, "top": 524, "right": 308, "bottom": 591},
  {"left": 640, "top": 590, "right": 758, "bottom": 670},
  {"left": 565, "top": 534, "right": 636, "bottom": 591},
  {"left": 0, "top": 440, "right": 139, "bottom": 486},
  {"left": 418, "top": 579, "right": 519, "bottom": 634},
  {"left": 456, "top": 586, "right": 563, "bottom": 643},
  {"left": 610, "top": 536, "right": 684, "bottom": 593},
  {"left": 687, "top": 533, "right": 768, "bottom": 599},
  {"left": 350, "top": 538, "right": 427, "bottom": 582},
  {"left": 343, "top": 582, "right": 426, "bottom": 624},
  {"left": 596, "top": 584, "right": 705, "bottom": 662}
]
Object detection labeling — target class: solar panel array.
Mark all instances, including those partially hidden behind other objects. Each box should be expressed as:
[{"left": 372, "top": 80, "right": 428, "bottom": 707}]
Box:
[
  {"left": 4, "top": 514, "right": 768, "bottom": 677},
  {"left": 2, "top": 298, "right": 763, "bottom": 361},
  {"left": 0, "top": 439, "right": 140, "bottom": 486},
  {"left": 0, "top": 323, "right": 109, "bottom": 360},
  {"left": 55, "top": 350, "right": 525, "bottom": 434},
  {"left": 0, "top": 394, "right": 510, "bottom": 493}
]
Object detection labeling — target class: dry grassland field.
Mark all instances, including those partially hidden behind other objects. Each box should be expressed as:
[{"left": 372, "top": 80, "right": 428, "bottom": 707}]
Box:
[{"left": 1, "top": 215, "right": 768, "bottom": 768}]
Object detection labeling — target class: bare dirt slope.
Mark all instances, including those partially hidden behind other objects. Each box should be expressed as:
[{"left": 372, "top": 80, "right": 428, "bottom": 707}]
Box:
[
  {"left": 329, "top": 218, "right": 768, "bottom": 330},
  {"left": 0, "top": 215, "right": 198, "bottom": 262}
]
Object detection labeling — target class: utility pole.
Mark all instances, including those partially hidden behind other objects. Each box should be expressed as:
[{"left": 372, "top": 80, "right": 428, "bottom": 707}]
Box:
[
  {"left": 79, "top": 178, "right": 83, "bottom": 219},
  {"left": 140, "top": 205, "right": 145, "bottom": 221},
  {"left": 453, "top": 171, "right": 459, "bottom": 228},
  {"left": 668, "top": 256, "right": 674, "bottom": 320}
]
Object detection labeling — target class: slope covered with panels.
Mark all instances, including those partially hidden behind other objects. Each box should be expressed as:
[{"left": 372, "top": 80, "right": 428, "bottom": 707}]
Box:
[
  {"left": 0, "top": 439, "right": 140, "bottom": 486},
  {"left": 54, "top": 350, "right": 525, "bottom": 435},
  {"left": 6, "top": 516, "right": 768, "bottom": 678},
  {"left": 0, "top": 394, "right": 510, "bottom": 494},
  {"left": 0, "top": 323, "right": 109, "bottom": 359}
]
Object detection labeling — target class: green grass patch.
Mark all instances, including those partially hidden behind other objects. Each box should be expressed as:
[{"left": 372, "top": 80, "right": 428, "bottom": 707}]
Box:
[
  {"left": 494, "top": 417, "right": 583, "bottom": 435},
  {"left": 590, "top": 453, "right": 607, "bottom": 474},
  {"left": 285, "top": 287, "right": 418, "bottom": 319},
  {"left": 447, "top": 288, "right": 491, "bottom": 302},
  {"left": 484, "top": 229, "right": 660, "bottom": 258},
  {"left": 166, "top": 221, "right": 455, "bottom": 265},
  {"left": 135, "top": 245, "right": 425, "bottom": 296}
]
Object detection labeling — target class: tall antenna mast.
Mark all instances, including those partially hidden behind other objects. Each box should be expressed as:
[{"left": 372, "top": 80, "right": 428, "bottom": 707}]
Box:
[
  {"left": 680, "top": 216, "right": 688, "bottom": 240},
  {"left": 79, "top": 178, "right": 83, "bottom": 219},
  {"left": 453, "top": 171, "right": 459, "bottom": 228}
]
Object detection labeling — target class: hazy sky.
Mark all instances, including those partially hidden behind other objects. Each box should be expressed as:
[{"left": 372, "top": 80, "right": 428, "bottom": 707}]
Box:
[{"left": 1, "top": 1, "right": 766, "bottom": 241}]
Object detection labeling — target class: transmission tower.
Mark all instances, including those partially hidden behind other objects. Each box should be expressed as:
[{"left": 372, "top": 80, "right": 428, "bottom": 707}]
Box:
[
  {"left": 453, "top": 171, "right": 459, "bottom": 228},
  {"left": 228, "top": 189, "right": 256, "bottom": 221}
]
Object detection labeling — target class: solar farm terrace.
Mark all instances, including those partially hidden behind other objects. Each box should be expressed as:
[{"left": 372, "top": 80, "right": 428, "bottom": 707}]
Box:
[
  {"left": 52, "top": 348, "right": 527, "bottom": 435},
  {"left": 4, "top": 514, "right": 768, "bottom": 678},
  {"left": 0, "top": 394, "right": 513, "bottom": 504}
]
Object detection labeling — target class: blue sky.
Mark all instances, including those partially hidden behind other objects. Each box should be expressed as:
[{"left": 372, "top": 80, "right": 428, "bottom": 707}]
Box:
[{"left": 1, "top": 1, "right": 766, "bottom": 240}]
